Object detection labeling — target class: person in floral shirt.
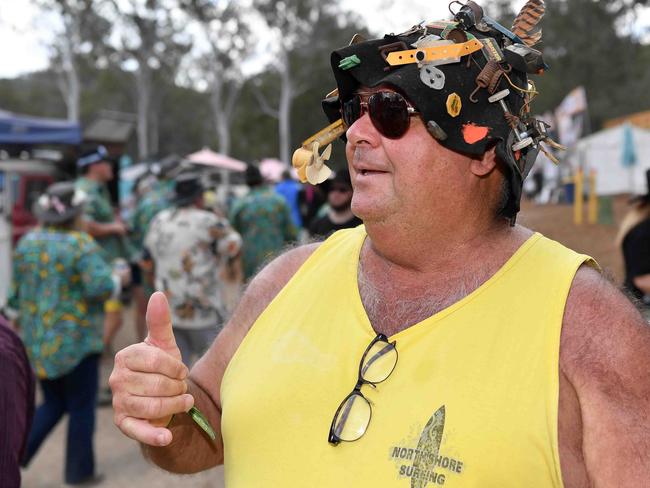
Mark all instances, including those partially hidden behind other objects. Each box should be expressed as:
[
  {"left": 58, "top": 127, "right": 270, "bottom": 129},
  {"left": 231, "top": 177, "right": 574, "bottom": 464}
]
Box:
[
  {"left": 144, "top": 172, "right": 241, "bottom": 365},
  {"left": 229, "top": 165, "right": 297, "bottom": 279},
  {"left": 8, "top": 181, "right": 128, "bottom": 485}
]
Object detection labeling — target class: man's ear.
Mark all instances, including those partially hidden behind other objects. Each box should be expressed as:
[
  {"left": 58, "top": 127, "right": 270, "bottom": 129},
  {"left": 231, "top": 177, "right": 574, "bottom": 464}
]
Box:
[{"left": 469, "top": 145, "right": 498, "bottom": 177}]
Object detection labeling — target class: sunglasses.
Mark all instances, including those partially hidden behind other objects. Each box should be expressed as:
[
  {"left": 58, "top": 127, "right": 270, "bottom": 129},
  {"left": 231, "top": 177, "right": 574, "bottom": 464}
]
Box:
[
  {"left": 341, "top": 91, "right": 420, "bottom": 139},
  {"left": 328, "top": 334, "right": 398, "bottom": 445}
]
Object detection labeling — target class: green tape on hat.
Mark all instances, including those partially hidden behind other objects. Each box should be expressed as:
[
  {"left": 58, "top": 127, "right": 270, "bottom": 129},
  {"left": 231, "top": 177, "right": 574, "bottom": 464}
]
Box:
[{"left": 339, "top": 55, "right": 361, "bottom": 70}]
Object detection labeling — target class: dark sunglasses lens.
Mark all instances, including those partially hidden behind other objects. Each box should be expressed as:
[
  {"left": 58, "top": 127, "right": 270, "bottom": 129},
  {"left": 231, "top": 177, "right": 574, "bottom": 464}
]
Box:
[
  {"left": 342, "top": 97, "right": 361, "bottom": 127},
  {"left": 369, "top": 92, "right": 410, "bottom": 139}
]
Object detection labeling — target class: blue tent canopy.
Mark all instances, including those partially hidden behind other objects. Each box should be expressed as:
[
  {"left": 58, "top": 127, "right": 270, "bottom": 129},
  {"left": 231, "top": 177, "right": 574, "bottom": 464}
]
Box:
[{"left": 0, "top": 110, "right": 82, "bottom": 145}]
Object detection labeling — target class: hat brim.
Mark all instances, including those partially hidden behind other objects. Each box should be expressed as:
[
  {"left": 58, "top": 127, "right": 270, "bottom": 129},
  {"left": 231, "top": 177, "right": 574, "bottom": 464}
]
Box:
[{"left": 32, "top": 203, "right": 83, "bottom": 224}]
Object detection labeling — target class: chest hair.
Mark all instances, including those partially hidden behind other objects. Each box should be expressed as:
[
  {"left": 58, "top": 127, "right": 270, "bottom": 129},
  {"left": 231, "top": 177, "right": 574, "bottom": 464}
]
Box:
[{"left": 357, "top": 259, "right": 489, "bottom": 336}]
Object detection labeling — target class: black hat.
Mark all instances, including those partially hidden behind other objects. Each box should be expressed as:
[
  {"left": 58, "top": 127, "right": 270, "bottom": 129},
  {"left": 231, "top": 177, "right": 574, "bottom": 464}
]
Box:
[
  {"left": 245, "top": 164, "right": 263, "bottom": 187},
  {"left": 33, "top": 181, "right": 88, "bottom": 224},
  {"left": 174, "top": 172, "right": 204, "bottom": 206},
  {"left": 323, "top": 1, "right": 549, "bottom": 219},
  {"left": 77, "top": 145, "right": 109, "bottom": 169}
]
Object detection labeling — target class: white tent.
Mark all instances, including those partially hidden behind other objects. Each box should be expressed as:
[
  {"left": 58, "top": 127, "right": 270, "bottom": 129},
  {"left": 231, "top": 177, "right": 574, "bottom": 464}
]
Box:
[{"left": 568, "top": 125, "right": 650, "bottom": 195}]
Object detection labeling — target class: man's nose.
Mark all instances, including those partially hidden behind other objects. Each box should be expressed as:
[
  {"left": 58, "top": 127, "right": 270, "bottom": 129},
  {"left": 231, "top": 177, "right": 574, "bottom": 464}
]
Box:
[{"left": 346, "top": 112, "right": 380, "bottom": 148}]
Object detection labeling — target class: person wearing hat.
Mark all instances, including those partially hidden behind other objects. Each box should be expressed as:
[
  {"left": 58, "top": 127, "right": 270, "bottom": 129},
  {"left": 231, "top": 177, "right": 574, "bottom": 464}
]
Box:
[
  {"left": 229, "top": 164, "right": 297, "bottom": 279},
  {"left": 8, "top": 181, "right": 129, "bottom": 485},
  {"left": 75, "top": 145, "right": 130, "bottom": 355},
  {"left": 110, "top": 2, "right": 650, "bottom": 485},
  {"left": 309, "top": 168, "right": 362, "bottom": 238},
  {"left": 617, "top": 168, "right": 650, "bottom": 308},
  {"left": 143, "top": 172, "right": 241, "bottom": 365}
]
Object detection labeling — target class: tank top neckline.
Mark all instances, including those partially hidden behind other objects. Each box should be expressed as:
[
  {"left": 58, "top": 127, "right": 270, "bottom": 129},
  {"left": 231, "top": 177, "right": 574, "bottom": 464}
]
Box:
[{"left": 349, "top": 229, "right": 543, "bottom": 341}]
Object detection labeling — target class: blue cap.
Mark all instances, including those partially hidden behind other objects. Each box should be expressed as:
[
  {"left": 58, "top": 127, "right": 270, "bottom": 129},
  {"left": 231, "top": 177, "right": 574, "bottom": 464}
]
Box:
[{"left": 77, "top": 145, "right": 109, "bottom": 168}]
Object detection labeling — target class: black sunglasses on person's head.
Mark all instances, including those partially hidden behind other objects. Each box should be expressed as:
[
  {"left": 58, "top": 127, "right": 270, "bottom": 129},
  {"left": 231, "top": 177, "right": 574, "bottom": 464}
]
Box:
[{"left": 341, "top": 91, "right": 420, "bottom": 139}]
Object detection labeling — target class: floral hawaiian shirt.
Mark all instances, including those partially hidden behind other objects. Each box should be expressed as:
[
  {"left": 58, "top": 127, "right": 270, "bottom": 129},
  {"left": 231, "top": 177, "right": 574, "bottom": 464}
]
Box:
[
  {"left": 145, "top": 208, "right": 241, "bottom": 329},
  {"left": 229, "top": 187, "right": 297, "bottom": 279},
  {"left": 8, "top": 227, "right": 115, "bottom": 379},
  {"left": 76, "top": 176, "right": 130, "bottom": 263},
  {"left": 129, "top": 179, "right": 174, "bottom": 255}
]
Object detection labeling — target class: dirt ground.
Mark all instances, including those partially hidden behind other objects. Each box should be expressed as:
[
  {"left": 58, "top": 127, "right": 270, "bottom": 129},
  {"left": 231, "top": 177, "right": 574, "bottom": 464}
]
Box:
[{"left": 20, "top": 199, "right": 626, "bottom": 487}]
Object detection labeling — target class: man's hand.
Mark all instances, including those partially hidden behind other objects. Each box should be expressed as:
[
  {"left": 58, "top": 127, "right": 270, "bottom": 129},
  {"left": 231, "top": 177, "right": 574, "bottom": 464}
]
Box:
[
  {"left": 112, "top": 221, "right": 128, "bottom": 236},
  {"left": 109, "top": 292, "right": 194, "bottom": 446}
]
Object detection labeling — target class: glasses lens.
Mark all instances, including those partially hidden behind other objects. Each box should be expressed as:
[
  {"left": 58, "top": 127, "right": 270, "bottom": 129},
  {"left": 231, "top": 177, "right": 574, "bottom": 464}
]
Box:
[
  {"left": 361, "top": 339, "right": 398, "bottom": 384},
  {"left": 368, "top": 92, "right": 410, "bottom": 139},
  {"left": 342, "top": 96, "right": 361, "bottom": 127},
  {"left": 332, "top": 392, "right": 371, "bottom": 442}
]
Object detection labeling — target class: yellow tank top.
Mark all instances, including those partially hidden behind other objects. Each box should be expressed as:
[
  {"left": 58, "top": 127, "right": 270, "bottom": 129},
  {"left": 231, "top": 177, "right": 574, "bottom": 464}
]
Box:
[{"left": 221, "top": 226, "right": 592, "bottom": 487}]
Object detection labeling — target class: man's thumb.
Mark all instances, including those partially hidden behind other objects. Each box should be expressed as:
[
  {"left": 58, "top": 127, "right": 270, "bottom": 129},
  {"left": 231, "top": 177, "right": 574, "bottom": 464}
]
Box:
[{"left": 145, "top": 291, "right": 178, "bottom": 352}]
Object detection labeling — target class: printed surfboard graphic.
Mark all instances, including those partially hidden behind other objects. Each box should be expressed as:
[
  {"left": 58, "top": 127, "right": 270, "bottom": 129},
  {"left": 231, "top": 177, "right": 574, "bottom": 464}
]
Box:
[{"left": 410, "top": 405, "right": 446, "bottom": 488}]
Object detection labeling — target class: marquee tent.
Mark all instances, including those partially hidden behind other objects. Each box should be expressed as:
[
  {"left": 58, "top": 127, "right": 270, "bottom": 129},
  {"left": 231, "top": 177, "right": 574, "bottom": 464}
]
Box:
[{"left": 568, "top": 124, "right": 650, "bottom": 196}]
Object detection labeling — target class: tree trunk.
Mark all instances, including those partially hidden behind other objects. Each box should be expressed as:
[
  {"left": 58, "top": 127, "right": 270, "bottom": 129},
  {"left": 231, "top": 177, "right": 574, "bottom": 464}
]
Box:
[
  {"left": 136, "top": 65, "right": 152, "bottom": 159},
  {"left": 278, "top": 50, "right": 293, "bottom": 165},
  {"left": 58, "top": 31, "right": 80, "bottom": 122}
]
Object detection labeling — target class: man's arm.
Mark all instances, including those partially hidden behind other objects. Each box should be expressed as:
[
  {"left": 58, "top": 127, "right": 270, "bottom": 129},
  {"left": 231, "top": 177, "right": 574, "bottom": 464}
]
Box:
[
  {"left": 82, "top": 219, "right": 126, "bottom": 238},
  {"left": 110, "top": 242, "right": 320, "bottom": 474},
  {"left": 561, "top": 266, "right": 650, "bottom": 486}
]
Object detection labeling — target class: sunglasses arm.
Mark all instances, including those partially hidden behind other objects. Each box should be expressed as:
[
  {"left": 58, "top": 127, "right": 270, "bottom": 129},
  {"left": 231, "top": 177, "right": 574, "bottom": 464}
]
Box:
[{"left": 292, "top": 119, "right": 346, "bottom": 184}]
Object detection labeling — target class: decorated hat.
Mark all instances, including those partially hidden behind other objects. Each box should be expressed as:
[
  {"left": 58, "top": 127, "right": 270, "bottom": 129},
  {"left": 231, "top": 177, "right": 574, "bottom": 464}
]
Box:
[
  {"left": 321, "top": 0, "right": 559, "bottom": 220},
  {"left": 33, "top": 181, "right": 88, "bottom": 224},
  {"left": 77, "top": 145, "right": 109, "bottom": 169}
]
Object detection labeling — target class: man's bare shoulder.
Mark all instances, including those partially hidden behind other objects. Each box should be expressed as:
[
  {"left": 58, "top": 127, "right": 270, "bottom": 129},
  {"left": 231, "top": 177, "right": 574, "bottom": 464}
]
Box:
[
  {"left": 560, "top": 265, "right": 650, "bottom": 484},
  {"left": 191, "top": 242, "right": 321, "bottom": 404}
]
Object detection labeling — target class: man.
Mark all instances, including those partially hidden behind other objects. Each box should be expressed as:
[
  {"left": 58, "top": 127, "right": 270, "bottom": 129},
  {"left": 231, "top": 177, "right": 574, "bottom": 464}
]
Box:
[
  {"left": 75, "top": 145, "right": 130, "bottom": 349},
  {"left": 10, "top": 182, "right": 128, "bottom": 485},
  {"left": 275, "top": 169, "right": 304, "bottom": 229},
  {"left": 309, "top": 168, "right": 362, "bottom": 238},
  {"left": 110, "top": 2, "right": 650, "bottom": 486},
  {"left": 0, "top": 313, "right": 34, "bottom": 488},
  {"left": 229, "top": 164, "right": 297, "bottom": 279},
  {"left": 144, "top": 172, "right": 241, "bottom": 366}
]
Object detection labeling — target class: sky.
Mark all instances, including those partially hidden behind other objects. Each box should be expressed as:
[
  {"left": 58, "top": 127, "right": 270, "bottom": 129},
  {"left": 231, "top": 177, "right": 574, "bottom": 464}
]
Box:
[{"left": 0, "top": 1, "right": 648, "bottom": 79}]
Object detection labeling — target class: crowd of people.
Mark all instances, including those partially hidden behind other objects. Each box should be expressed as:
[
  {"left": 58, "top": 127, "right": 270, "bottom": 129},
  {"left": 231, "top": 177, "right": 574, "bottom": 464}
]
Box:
[
  {"left": 2, "top": 0, "right": 650, "bottom": 486},
  {"left": 0, "top": 144, "right": 359, "bottom": 486}
]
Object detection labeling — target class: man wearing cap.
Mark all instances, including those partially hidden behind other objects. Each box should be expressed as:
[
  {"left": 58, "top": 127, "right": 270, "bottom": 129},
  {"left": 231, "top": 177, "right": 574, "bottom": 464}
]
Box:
[
  {"left": 76, "top": 145, "right": 130, "bottom": 350},
  {"left": 144, "top": 172, "right": 241, "bottom": 366},
  {"left": 9, "top": 182, "right": 129, "bottom": 485},
  {"left": 309, "top": 168, "right": 362, "bottom": 238},
  {"left": 110, "top": 2, "right": 650, "bottom": 486}
]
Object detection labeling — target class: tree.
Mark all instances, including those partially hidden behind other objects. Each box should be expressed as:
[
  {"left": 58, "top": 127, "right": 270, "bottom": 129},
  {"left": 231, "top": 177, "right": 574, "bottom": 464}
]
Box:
[
  {"left": 179, "top": 0, "right": 252, "bottom": 156},
  {"left": 107, "top": 0, "right": 190, "bottom": 159},
  {"left": 36, "top": 0, "right": 114, "bottom": 122}
]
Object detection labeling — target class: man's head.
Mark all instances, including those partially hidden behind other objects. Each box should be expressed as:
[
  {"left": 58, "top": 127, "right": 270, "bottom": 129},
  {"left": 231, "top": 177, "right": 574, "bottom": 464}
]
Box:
[
  {"left": 245, "top": 164, "right": 264, "bottom": 188},
  {"left": 322, "top": 1, "right": 550, "bottom": 222},
  {"left": 77, "top": 145, "right": 114, "bottom": 182},
  {"left": 327, "top": 169, "right": 354, "bottom": 213},
  {"left": 173, "top": 171, "right": 204, "bottom": 208}
]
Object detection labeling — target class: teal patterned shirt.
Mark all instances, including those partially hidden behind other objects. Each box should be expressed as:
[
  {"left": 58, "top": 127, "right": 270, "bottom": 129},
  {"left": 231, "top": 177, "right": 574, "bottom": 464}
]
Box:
[
  {"left": 229, "top": 187, "right": 297, "bottom": 279},
  {"left": 129, "top": 179, "right": 174, "bottom": 254},
  {"left": 8, "top": 228, "right": 115, "bottom": 379},
  {"left": 76, "top": 177, "right": 130, "bottom": 263}
]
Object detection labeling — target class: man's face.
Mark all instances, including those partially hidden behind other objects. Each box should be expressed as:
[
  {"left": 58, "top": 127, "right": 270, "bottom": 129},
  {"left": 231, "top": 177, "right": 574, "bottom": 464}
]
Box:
[
  {"left": 328, "top": 182, "right": 353, "bottom": 212},
  {"left": 94, "top": 160, "right": 114, "bottom": 182},
  {"left": 344, "top": 86, "right": 474, "bottom": 225}
]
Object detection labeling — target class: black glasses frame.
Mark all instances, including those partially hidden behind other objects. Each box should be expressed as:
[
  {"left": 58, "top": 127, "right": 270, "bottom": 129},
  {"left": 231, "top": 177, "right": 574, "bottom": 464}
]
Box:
[
  {"left": 328, "top": 333, "right": 398, "bottom": 445},
  {"left": 341, "top": 91, "right": 420, "bottom": 139}
]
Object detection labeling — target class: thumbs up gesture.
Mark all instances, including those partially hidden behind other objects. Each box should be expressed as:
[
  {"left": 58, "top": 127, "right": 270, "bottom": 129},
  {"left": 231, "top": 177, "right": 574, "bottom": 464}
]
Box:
[{"left": 110, "top": 292, "right": 194, "bottom": 446}]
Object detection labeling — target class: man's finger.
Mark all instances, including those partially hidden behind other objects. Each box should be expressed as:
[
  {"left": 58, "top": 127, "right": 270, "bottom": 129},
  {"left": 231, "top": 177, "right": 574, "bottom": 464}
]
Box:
[
  {"left": 145, "top": 292, "right": 179, "bottom": 354},
  {"left": 117, "top": 416, "right": 173, "bottom": 447},
  {"left": 123, "top": 371, "right": 188, "bottom": 397},
  {"left": 121, "top": 347, "right": 188, "bottom": 380},
  {"left": 123, "top": 393, "right": 194, "bottom": 421}
]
